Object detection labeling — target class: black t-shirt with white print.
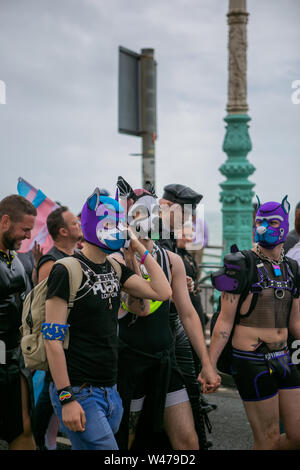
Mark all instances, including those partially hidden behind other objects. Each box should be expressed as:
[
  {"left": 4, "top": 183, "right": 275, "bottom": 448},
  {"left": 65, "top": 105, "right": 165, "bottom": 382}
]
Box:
[{"left": 46, "top": 251, "right": 134, "bottom": 387}]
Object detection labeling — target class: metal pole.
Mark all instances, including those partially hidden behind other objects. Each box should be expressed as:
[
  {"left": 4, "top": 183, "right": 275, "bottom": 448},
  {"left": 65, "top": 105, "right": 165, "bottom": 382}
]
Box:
[
  {"left": 140, "top": 48, "right": 156, "bottom": 189},
  {"left": 219, "top": 0, "right": 255, "bottom": 257}
]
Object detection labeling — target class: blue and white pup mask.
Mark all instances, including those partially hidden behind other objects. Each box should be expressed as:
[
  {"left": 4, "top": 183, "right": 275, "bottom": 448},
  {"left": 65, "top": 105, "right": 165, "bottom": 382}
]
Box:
[{"left": 81, "top": 188, "right": 126, "bottom": 254}]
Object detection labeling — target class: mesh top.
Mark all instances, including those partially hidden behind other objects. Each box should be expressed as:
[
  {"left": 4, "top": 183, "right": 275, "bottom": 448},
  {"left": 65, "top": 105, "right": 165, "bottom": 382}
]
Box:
[{"left": 237, "top": 261, "right": 293, "bottom": 329}]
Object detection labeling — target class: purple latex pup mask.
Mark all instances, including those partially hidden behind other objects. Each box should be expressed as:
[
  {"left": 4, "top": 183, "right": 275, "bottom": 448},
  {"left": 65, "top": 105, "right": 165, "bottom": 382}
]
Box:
[
  {"left": 81, "top": 188, "right": 126, "bottom": 254},
  {"left": 255, "top": 195, "right": 290, "bottom": 249}
]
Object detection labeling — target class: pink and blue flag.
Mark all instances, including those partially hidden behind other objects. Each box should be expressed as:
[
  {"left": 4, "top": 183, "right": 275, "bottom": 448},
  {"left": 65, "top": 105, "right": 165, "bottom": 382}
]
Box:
[{"left": 17, "top": 177, "right": 57, "bottom": 253}]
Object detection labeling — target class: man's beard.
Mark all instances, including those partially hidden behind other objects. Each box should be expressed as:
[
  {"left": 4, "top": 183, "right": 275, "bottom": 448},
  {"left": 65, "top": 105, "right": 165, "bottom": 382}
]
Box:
[{"left": 2, "top": 229, "right": 22, "bottom": 250}]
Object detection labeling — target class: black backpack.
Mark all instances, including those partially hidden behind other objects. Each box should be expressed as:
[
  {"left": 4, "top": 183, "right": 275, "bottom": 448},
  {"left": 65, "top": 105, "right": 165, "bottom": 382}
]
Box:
[
  {"left": 210, "top": 250, "right": 256, "bottom": 375},
  {"left": 210, "top": 250, "right": 299, "bottom": 375}
]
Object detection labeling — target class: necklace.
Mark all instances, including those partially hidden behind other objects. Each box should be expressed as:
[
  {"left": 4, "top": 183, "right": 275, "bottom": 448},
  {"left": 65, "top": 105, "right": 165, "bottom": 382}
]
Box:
[{"left": 256, "top": 244, "right": 284, "bottom": 277}]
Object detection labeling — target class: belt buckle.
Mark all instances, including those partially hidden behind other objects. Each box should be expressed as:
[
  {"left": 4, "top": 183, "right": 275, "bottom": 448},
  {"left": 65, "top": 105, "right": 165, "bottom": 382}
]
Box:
[{"left": 79, "top": 382, "right": 88, "bottom": 392}]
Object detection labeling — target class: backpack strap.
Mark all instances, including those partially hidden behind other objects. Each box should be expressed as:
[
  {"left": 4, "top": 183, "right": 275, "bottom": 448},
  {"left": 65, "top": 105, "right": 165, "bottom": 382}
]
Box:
[
  {"left": 107, "top": 256, "right": 122, "bottom": 281},
  {"left": 54, "top": 257, "right": 83, "bottom": 308},
  {"left": 239, "top": 250, "right": 258, "bottom": 298},
  {"left": 156, "top": 246, "right": 172, "bottom": 284},
  {"left": 234, "top": 250, "right": 260, "bottom": 321},
  {"left": 284, "top": 255, "right": 300, "bottom": 297},
  {"left": 53, "top": 257, "right": 83, "bottom": 349}
]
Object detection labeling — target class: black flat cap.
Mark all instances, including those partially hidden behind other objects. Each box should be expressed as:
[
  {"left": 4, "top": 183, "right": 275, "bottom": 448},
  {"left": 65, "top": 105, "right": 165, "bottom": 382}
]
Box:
[{"left": 162, "top": 184, "right": 203, "bottom": 209}]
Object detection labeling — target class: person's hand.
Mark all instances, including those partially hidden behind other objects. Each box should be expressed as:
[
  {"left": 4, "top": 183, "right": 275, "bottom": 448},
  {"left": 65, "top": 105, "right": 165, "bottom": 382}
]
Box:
[
  {"left": 32, "top": 241, "right": 43, "bottom": 267},
  {"left": 186, "top": 276, "right": 195, "bottom": 293},
  {"left": 198, "top": 365, "right": 221, "bottom": 394},
  {"left": 122, "top": 241, "right": 136, "bottom": 270},
  {"left": 62, "top": 400, "right": 86, "bottom": 432},
  {"left": 126, "top": 226, "right": 144, "bottom": 254}
]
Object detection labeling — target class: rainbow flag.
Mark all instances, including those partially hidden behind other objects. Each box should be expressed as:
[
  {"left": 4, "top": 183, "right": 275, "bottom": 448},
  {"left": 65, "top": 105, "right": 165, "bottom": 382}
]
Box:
[{"left": 17, "top": 177, "right": 57, "bottom": 253}]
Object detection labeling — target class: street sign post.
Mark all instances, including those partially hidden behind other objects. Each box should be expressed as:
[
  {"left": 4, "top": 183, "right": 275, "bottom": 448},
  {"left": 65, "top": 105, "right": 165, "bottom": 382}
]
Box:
[{"left": 118, "top": 46, "right": 157, "bottom": 188}]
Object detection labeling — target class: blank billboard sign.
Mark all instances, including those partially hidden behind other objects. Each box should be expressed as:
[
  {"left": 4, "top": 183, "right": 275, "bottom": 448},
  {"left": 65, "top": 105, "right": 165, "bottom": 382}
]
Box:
[{"left": 118, "top": 46, "right": 141, "bottom": 136}]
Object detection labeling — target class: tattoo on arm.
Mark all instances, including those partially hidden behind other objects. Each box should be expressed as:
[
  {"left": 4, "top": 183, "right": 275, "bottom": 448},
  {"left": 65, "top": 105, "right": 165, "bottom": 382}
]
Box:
[
  {"left": 221, "top": 292, "right": 237, "bottom": 303},
  {"left": 128, "top": 296, "right": 134, "bottom": 306},
  {"left": 128, "top": 295, "right": 140, "bottom": 306},
  {"left": 220, "top": 331, "right": 230, "bottom": 340},
  {"left": 129, "top": 411, "right": 141, "bottom": 436},
  {"left": 125, "top": 293, "right": 146, "bottom": 313},
  {"left": 120, "top": 292, "right": 128, "bottom": 304}
]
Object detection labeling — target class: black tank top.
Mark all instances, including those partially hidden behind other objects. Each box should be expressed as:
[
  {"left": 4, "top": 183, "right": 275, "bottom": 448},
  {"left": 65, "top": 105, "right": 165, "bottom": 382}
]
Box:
[
  {"left": 118, "top": 246, "right": 173, "bottom": 353},
  {"left": 37, "top": 245, "right": 69, "bottom": 279}
]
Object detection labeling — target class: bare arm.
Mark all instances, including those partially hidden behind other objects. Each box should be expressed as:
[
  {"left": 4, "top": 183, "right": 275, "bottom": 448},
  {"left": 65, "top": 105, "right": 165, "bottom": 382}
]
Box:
[
  {"left": 169, "top": 251, "right": 221, "bottom": 393},
  {"left": 44, "top": 296, "right": 71, "bottom": 389},
  {"left": 209, "top": 291, "right": 240, "bottom": 369},
  {"left": 31, "top": 242, "right": 44, "bottom": 286},
  {"left": 289, "top": 298, "right": 300, "bottom": 339},
  {"left": 169, "top": 251, "right": 210, "bottom": 366},
  {"left": 110, "top": 252, "right": 150, "bottom": 317},
  {"left": 44, "top": 296, "right": 86, "bottom": 432},
  {"left": 121, "top": 240, "right": 172, "bottom": 302},
  {"left": 37, "top": 260, "right": 54, "bottom": 283}
]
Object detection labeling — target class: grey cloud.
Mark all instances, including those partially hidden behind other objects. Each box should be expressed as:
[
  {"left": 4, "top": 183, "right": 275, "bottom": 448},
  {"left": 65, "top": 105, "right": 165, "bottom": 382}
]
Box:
[{"left": 0, "top": 0, "right": 299, "bottom": 216}]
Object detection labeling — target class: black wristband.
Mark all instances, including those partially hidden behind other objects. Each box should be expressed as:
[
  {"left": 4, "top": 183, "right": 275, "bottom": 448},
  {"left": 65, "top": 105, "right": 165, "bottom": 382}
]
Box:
[{"left": 57, "top": 386, "right": 75, "bottom": 406}]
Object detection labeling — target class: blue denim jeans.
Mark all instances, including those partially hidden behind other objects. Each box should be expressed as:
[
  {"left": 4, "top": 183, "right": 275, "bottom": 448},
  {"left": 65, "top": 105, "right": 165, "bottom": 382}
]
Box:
[{"left": 49, "top": 382, "right": 123, "bottom": 450}]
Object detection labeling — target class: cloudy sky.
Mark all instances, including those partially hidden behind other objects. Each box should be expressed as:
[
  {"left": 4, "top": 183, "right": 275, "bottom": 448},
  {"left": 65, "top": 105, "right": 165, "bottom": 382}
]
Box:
[{"left": 0, "top": 0, "right": 299, "bottom": 219}]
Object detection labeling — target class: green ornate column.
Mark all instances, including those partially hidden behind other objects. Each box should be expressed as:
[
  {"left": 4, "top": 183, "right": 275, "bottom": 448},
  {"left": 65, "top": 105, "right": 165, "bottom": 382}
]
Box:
[{"left": 220, "top": 0, "right": 255, "bottom": 256}]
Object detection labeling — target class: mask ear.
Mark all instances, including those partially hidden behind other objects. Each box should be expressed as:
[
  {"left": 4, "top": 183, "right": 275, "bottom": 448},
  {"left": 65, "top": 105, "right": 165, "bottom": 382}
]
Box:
[
  {"left": 255, "top": 194, "right": 261, "bottom": 209},
  {"left": 144, "top": 180, "right": 157, "bottom": 198},
  {"left": 87, "top": 188, "right": 100, "bottom": 211},
  {"left": 281, "top": 195, "right": 290, "bottom": 214},
  {"left": 117, "top": 176, "right": 136, "bottom": 200}
]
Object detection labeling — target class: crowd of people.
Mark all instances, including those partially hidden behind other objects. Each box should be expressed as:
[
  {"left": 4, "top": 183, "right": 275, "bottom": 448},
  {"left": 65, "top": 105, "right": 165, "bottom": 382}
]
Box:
[{"left": 0, "top": 179, "right": 300, "bottom": 451}]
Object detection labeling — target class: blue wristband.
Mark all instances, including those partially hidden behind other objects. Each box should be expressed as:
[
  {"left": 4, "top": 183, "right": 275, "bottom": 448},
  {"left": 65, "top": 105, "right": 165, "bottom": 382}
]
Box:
[
  {"left": 41, "top": 323, "right": 69, "bottom": 341},
  {"left": 140, "top": 250, "right": 150, "bottom": 265}
]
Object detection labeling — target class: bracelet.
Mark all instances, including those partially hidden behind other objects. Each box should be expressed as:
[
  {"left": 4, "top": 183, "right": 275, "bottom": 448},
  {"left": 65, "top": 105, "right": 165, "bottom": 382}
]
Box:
[
  {"left": 140, "top": 250, "right": 150, "bottom": 265},
  {"left": 57, "top": 386, "right": 75, "bottom": 406}
]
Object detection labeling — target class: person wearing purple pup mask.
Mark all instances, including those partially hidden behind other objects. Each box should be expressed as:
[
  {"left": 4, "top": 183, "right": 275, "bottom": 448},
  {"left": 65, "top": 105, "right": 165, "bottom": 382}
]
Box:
[
  {"left": 44, "top": 188, "right": 172, "bottom": 450},
  {"left": 209, "top": 195, "right": 300, "bottom": 450}
]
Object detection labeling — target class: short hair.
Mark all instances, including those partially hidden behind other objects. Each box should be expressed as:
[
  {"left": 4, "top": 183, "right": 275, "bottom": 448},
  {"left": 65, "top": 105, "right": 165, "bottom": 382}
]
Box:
[
  {"left": 47, "top": 206, "right": 68, "bottom": 241},
  {"left": 295, "top": 202, "right": 300, "bottom": 212},
  {"left": 295, "top": 210, "right": 300, "bottom": 236},
  {"left": 0, "top": 194, "right": 37, "bottom": 222}
]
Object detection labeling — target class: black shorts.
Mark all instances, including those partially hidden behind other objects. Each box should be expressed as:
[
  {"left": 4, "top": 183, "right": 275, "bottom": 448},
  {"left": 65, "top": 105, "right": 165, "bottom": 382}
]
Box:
[
  {"left": 0, "top": 347, "right": 34, "bottom": 443},
  {"left": 130, "top": 365, "right": 189, "bottom": 413},
  {"left": 231, "top": 346, "right": 300, "bottom": 402}
]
